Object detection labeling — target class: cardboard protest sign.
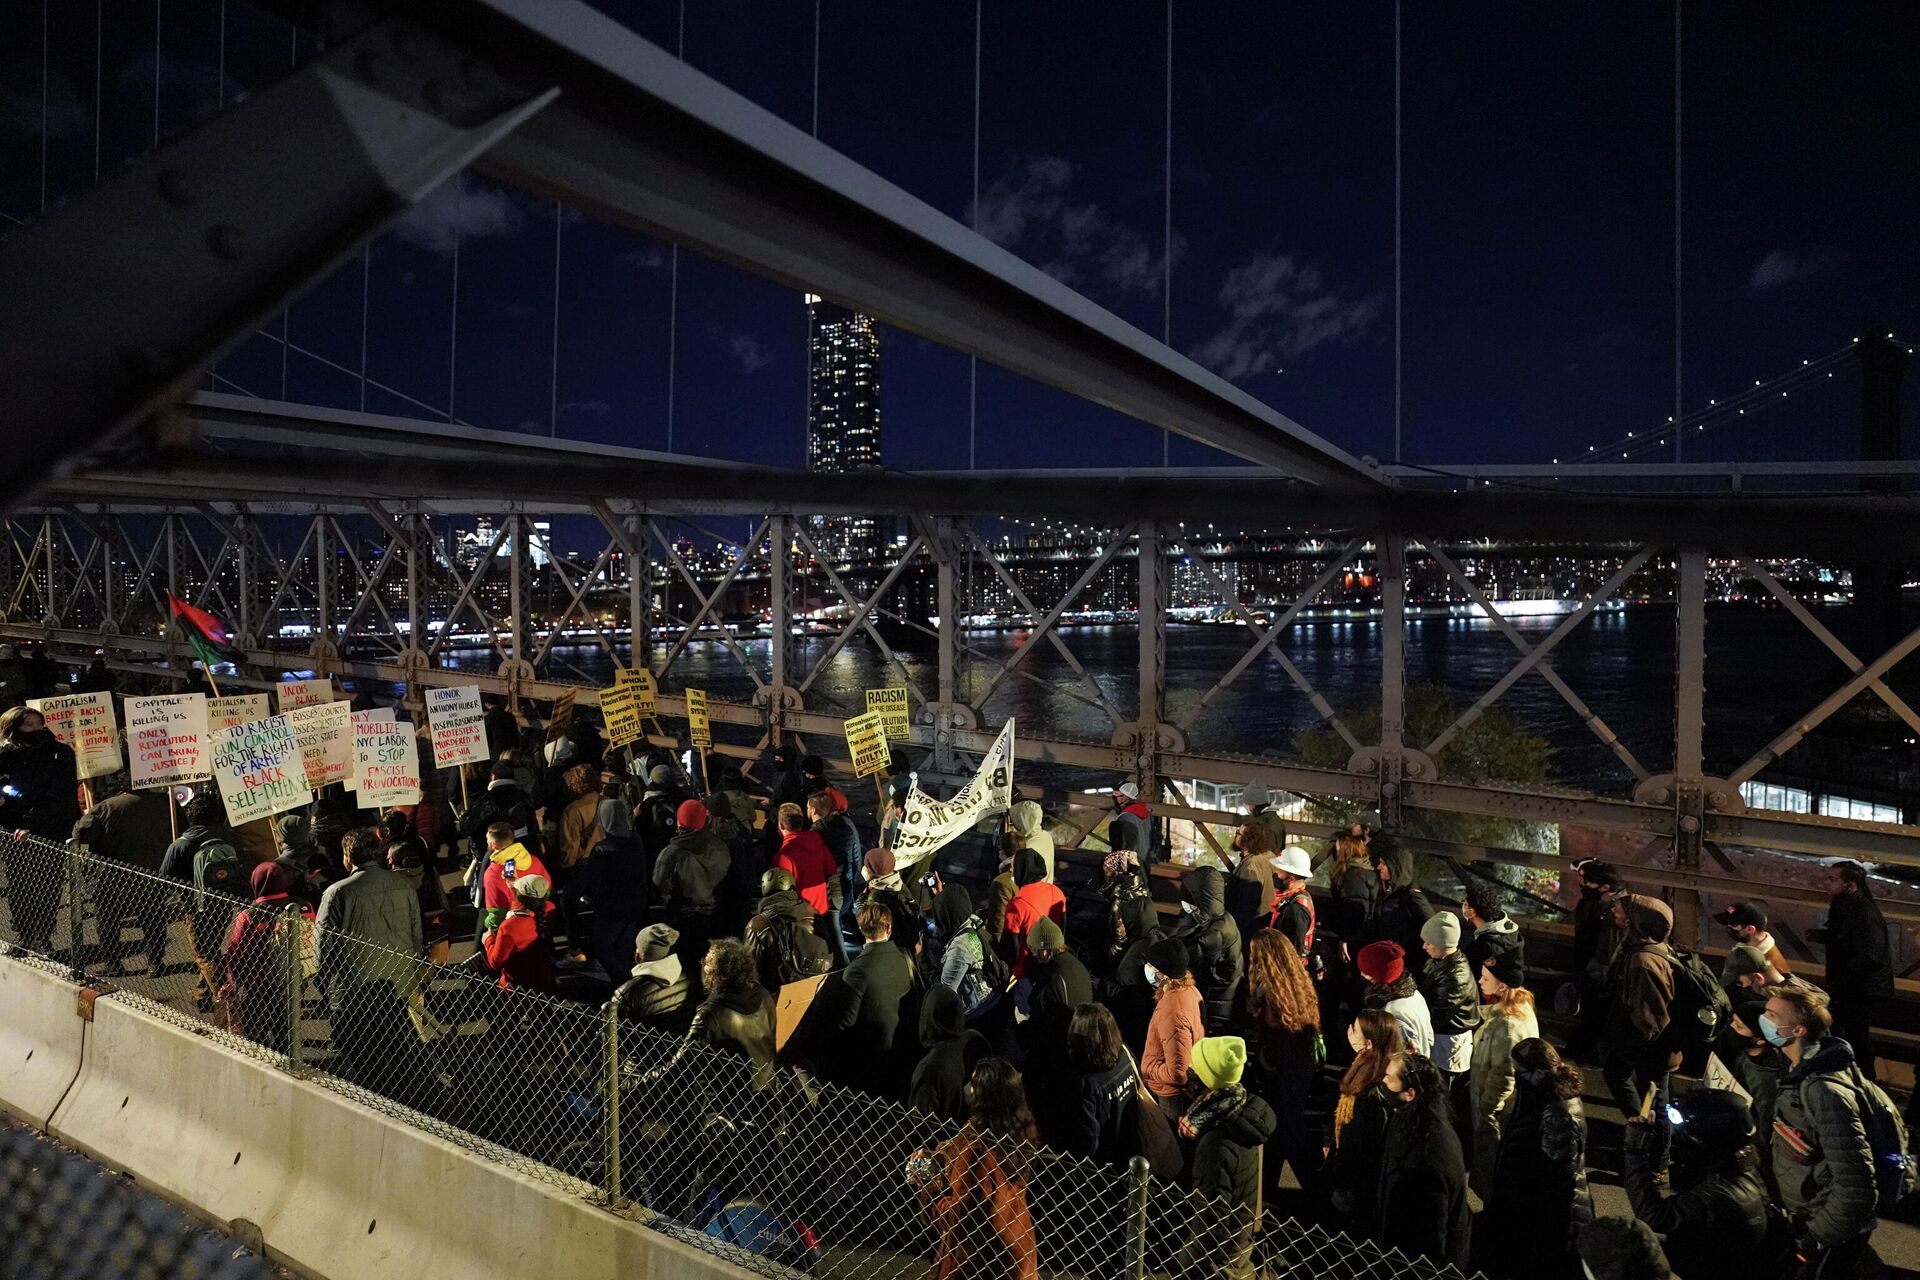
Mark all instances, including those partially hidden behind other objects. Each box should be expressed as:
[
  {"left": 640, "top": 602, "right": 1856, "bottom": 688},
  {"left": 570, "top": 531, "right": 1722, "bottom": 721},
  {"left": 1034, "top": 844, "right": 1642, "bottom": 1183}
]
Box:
[
  {"left": 125, "top": 694, "right": 211, "bottom": 789},
  {"left": 206, "top": 694, "right": 270, "bottom": 733},
  {"left": 865, "top": 687, "right": 911, "bottom": 740},
  {"left": 599, "top": 683, "right": 643, "bottom": 748},
  {"left": 28, "top": 692, "right": 121, "bottom": 779},
  {"left": 617, "top": 666, "right": 657, "bottom": 714},
  {"left": 685, "top": 687, "right": 711, "bottom": 748},
  {"left": 844, "top": 710, "right": 892, "bottom": 778},
  {"left": 354, "top": 721, "right": 423, "bottom": 808},
  {"left": 210, "top": 714, "right": 312, "bottom": 824},
  {"left": 286, "top": 700, "right": 353, "bottom": 789},
  {"left": 425, "top": 685, "right": 490, "bottom": 768},
  {"left": 275, "top": 678, "right": 331, "bottom": 713},
  {"left": 545, "top": 688, "right": 578, "bottom": 743},
  {"left": 775, "top": 973, "right": 830, "bottom": 1053},
  {"left": 891, "top": 719, "right": 1015, "bottom": 868}
]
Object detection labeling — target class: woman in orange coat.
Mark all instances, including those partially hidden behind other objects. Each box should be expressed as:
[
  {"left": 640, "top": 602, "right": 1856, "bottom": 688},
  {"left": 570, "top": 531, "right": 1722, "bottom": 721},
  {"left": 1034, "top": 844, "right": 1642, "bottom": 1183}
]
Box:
[{"left": 911, "top": 1057, "right": 1040, "bottom": 1280}]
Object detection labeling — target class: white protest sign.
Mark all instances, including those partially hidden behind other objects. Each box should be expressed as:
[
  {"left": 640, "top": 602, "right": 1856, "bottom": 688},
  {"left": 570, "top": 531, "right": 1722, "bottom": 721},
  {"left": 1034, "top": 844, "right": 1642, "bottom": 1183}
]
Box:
[
  {"left": 28, "top": 691, "right": 121, "bottom": 779},
  {"left": 286, "top": 700, "right": 353, "bottom": 789},
  {"left": 890, "top": 719, "right": 1015, "bottom": 869},
  {"left": 426, "top": 685, "right": 490, "bottom": 768},
  {"left": 345, "top": 708, "right": 396, "bottom": 790},
  {"left": 211, "top": 714, "right": 313, "bottom": 824},
  {"left": 125, "top": 694, "right": 210, "bottom": 789},
  {"left": 1704, "top": 1052, "right": 1753, "bottom": 1105},
  {"left": 276, "top": 678, "right": 332, "bottom": 713},
  {"left": 206, "top": 694, "right": 271, "bottom": 733},
  {"left": 354, "top": 722, "right": 422, "bottom": 808}
]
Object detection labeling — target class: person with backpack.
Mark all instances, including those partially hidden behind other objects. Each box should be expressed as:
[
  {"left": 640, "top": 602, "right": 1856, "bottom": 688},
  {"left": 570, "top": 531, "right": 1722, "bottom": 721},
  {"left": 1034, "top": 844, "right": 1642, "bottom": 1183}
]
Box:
[
  {"left": 807, "top": 790, "right": 865, "bottom": 941},
  {"left": 458, "top": 759, "right": 542, "bottom": 858},
  {"left": 654, "top": 798, "right": 731, "bottom": 996},
  {"left": 1622, "top": 1087, "right": 1775, "bottom": 1280},
  {"left": 159, "top": 791, "right": 247, "bottom": 1013},
  {"left": 1601, "top": 894, "right": 1683, "bottom": 1170},
  {"left": 1764, "top": 984, "right": 1903, "bottom": 1278},
  {"left": 635, "top": 763, "right": 686, "bottom": 861},
  {"left": 705, "top": 764, "right": 764, "bottom": 932},
  {"left": 220, "top": 861, "right": 314, "bottom": 1054},
  {"left": 743, "top": 867, "right": 832, "bottom": 993},
  {"left": 931, "top": 883, "right": 1003, "bottom": 1019}
]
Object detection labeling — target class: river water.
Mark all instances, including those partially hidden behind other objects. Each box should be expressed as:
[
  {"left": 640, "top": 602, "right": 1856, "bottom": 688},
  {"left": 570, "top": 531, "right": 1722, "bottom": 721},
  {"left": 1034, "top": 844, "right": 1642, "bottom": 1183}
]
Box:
[{"left": 445, "top": 605, "right": 1888, "bottom": 796}]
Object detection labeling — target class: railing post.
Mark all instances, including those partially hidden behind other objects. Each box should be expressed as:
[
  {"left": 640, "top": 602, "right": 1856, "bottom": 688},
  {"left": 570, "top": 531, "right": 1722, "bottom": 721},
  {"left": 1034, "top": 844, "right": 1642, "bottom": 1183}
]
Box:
[
  {"left": 284, "top": 912, "right": 306, "bottom": 1075},
  {"left": 1126, "top": 1155, "right": 1149, "bottom": 1280},
  {"left": 604, "top": 1004, "right": 622, "bottom": 1207},
  {"left": 64, "top": 845, "right": 86, "bottom": 977}
]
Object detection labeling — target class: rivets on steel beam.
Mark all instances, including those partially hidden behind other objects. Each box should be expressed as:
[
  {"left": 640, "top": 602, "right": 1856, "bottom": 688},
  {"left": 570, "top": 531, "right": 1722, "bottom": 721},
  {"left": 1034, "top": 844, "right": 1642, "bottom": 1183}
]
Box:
[
  {"left": 155, "top": 169, "right": 196, "bottom": 208},
  {"left": 206, "top": 224, "right": 244, "bottom": 260}
]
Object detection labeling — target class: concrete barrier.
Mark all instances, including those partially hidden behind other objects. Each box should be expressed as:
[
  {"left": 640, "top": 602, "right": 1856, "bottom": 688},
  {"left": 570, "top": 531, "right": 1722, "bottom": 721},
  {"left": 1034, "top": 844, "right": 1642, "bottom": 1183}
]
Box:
[
  {"left": 0, "top": 958, "right": 87, "bottom": 1126},
  {"left": 39, "top": 982, "right": 759, "bottom": 1280}
]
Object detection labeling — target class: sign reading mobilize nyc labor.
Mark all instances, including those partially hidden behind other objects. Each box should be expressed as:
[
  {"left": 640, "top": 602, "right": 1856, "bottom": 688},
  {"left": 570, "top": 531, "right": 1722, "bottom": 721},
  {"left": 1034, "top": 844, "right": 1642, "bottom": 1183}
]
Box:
[
  {"left": 125, "top": 693, "right": 210, "bottom": 789},
  {"left": 891, "top": 719, "right": 1016, "bottom": 869},
  {"left": 211, "top": 714, "right": 312, "bottom": 824},
  {"left": 28, "top": 692, "right": 121, "bottom": 779},
  {"left": 685, "top": 688, "right": 711, "bottom": 747},
  {"left": 354, "top": 722, "right": 422, "bottom": 809},
  {"left": 865, "top": 687, "right": 910, "bottom": 741},
  {"left": 599, "top": 683, "right": 643, "bottom": 748},
  {"left": 344, "top": 708, "right": 394, "bottom": 790},
  {"left": 425, "top": 685, "right": 490, "bottom": 769},
  {"left": 843, "top": 710, "right": 892, "bottom": 778}
]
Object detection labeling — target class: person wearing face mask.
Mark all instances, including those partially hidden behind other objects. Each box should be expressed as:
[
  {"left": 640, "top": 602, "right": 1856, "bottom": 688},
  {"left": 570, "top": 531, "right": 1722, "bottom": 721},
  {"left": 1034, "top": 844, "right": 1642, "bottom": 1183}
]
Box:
[
  {"left": 1764, "top": 985, "right": 1887, "bottom": 1279},
  {"left": 1325, "top": 1008, "right": 1404, "bottom": 1230},
  {"left": 1373, "top": 1052, "right": 1471, "bottom": 1271},
  {"left": 0, "top": 705, "right": 79, "bottom": 956},
  {"left": 1484, "top": 1037, "right": 1592, "bottom": 1279},
  {"left": 1168, "top": 865, "right": 1243, "bottom": 1030},
  {"left": 1566, "top": 858, "right": 1625, "bottom": 1062},
  {"left": 1720, "top": 997, "right": 1788, "bottom": 1146},
  {"left": 1139, "top": 937, "right": 1204, "bottom": 1120},
  {"left": 1357, "top": 940, "right": 1433, "bottom": 1058},
  {"left": 1468, "top": 952, "right": 1539, "bottom": 1196},
  {"left": 1621, "top": 1087, "right": 1773, "bottom": 1280}
]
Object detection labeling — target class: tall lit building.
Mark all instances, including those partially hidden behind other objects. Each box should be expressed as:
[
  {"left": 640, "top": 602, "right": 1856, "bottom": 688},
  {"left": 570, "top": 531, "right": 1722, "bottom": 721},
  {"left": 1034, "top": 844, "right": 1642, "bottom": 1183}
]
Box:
[{"left": 804, "top": 295, "right": 883, "bottom": 562}]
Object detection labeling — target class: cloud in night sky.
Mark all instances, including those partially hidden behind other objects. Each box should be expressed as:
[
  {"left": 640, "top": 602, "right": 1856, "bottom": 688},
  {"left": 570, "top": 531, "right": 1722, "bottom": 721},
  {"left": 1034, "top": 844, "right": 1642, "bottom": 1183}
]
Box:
[
  {"left": 1748, "top": 248, "right": 1841, "bottom": 292},
  {"left": 1190, "top": 254, "right": 1381, "bottom": 382},
  {"left": 974, "top": 154, "right": 1182, "bottom": 298},
  {"left": 393, "top": 182, "right": 523, "bottom": 256},
  {"left": 726, "top": 331, "right": 775, "bottom": 374}
]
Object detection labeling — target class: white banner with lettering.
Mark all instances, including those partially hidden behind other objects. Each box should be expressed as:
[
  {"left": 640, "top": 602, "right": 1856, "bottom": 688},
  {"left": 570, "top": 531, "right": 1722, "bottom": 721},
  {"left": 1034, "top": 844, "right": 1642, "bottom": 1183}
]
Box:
[{"left": 888, "top": 719, "right": 1015, "bottom": 869}]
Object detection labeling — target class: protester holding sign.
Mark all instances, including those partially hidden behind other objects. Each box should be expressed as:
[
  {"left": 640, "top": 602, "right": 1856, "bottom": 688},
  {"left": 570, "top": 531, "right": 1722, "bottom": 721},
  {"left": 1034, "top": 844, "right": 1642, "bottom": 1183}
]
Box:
[
  {"left": 126, "top": 693, "right": 211, "bottom": 790},
  {"left": 0, "top": 705, "right": 80, "bottom": 955},
  {"left": 27, "top": 691, "right": 121, "bottom": 780}
]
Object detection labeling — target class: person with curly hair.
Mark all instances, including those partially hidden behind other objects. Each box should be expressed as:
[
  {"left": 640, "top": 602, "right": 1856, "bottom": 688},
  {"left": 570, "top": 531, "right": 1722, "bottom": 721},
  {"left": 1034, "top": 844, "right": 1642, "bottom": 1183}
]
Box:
[
  {"left": 910, "top": 1057, "right": 1039, "bottom": 1280},
  {"left": 1245, "top": 929, "right": 1325, "bottom": 1200}
]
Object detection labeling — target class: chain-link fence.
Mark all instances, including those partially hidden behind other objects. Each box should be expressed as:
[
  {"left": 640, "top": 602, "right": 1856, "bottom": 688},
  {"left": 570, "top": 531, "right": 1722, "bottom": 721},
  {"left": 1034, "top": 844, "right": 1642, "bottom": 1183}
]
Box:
[{"left": 2, "top": 831, "right": 1478, "bottom": 1280}]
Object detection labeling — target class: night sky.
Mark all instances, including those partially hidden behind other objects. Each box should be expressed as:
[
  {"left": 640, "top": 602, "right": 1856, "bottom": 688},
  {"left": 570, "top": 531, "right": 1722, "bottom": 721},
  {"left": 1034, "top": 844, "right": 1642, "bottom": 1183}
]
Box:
[{"left": 4, "top": 1, "right": 1919, "bottom": 476}]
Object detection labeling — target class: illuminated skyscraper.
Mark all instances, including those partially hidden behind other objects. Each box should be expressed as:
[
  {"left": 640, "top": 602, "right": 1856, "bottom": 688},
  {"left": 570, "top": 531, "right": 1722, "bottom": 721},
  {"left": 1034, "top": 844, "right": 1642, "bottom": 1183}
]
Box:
[{"left": 804, "top": 295, "right": 882, "bottom": 561}]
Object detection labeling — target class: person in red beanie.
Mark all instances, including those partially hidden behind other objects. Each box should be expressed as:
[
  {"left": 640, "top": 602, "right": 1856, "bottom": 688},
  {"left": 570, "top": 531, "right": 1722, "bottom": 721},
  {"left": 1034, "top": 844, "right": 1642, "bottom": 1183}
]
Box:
[
  {"left": 654, "top": 797, "right": 732, "bottom": 990},
  {"left": 1357, "top": 940, "right": 1433, "bottom": 1058},
  {"left": 774, "top": 802, "right": 847, "bottom": 960}
]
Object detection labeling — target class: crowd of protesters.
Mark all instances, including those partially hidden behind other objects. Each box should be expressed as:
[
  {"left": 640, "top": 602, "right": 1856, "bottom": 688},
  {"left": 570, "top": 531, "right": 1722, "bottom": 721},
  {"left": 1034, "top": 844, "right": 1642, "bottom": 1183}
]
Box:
[{"left": 0, "top": 672, "right": 1914, "bottom": 1279}]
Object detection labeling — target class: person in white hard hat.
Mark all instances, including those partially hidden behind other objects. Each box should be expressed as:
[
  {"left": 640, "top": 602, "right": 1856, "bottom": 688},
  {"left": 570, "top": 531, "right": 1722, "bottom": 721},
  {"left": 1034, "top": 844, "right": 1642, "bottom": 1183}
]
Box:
[
  {"left": 1268, "top": 844, "right": 1318, "bottom": 968},
  {"left": 1109, "top": 780, "right": 1153, "bottom": 863}
]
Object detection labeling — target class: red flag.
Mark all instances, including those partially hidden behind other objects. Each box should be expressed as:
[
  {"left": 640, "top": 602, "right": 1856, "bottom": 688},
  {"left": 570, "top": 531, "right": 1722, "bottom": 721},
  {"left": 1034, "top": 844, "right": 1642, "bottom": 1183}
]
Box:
[{"left": 167, "top": 592, "right": 239, "bottom": 658}]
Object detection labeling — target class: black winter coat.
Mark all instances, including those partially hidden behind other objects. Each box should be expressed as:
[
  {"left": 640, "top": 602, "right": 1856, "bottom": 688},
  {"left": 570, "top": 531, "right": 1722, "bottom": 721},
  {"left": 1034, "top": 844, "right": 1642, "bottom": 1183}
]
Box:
[
  {"left": 1375, "top": 1108, "right": 1472, "bottom": 1271},
  {"left": 71, "top": 791, "right": 171, "bottom": 872},
  {"left": 1326, "top": 1085, "right": 1394, "bottom": 1230},
  {"left": 1174, "top": 1088, "right": 1277, "bottom": 1278},
  {"left": 0, "top": 733, "right": 78, "bottom": 841},
  {"left": 1822, "top": 892, "right": 1894, "bottom": 999},
  {"left": 1486, "top": 1082, "right": 1594, "bottom": 1277},
  {"left": 1464, "top": 916, "right": 1526, "bottom": 987},
  {"left": 909, "top": 986, "right": 988, "bottom": 1124},
  {"left": 1624, "top": 1124, "right": 1773, "bottom": 1280},
  {"left": 1420, "top": 952, "right": 1481, "bottom": 1038},
  {"left": 1057, "top": 1058, "right": 1135, "bottom": 1163},
  {"left": 1170, "top": 867, "right": 1243, "bottom": 1026}
]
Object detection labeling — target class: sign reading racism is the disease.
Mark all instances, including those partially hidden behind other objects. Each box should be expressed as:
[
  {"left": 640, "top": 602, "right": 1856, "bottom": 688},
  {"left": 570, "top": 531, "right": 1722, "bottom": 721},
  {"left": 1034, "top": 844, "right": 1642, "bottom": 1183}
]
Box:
[
  {"left": 125, "top": 693, "right": 210, "bottom": 789},
  {"left": 28, "top": 692, "right": 121, "bottom": 779},
  {"left": 865, "top": 687, "right": 911, "bottom": 740},
  {"left": 425, "top": 685, "right": 490, "bottom": 768},
  {"left": 211, "top": 713, "right": 311, "bottom": 824}
]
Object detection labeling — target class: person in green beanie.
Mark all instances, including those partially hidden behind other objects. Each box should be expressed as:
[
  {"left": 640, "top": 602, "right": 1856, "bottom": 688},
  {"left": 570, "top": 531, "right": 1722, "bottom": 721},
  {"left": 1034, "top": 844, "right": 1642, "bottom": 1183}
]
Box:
[{"left": 1174, "top": 1035, "right": 1275, "bottom": 1279}]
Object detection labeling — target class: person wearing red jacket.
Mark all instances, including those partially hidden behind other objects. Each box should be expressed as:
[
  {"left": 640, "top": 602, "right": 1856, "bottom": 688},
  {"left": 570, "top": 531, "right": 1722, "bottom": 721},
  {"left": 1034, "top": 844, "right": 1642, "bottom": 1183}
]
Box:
[
  {"left": 774, "top": 802, "right": 847, "bottom": 961},
  {"left": 481, "top": 873, "right": 558, "bottom": 995},
  {"left": 1003, "top": 849, "right": 1066, "bottom": 973}
]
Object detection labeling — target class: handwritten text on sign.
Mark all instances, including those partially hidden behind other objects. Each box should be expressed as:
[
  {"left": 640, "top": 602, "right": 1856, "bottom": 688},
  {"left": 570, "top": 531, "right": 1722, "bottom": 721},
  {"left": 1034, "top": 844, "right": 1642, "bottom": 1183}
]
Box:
[
  {"left": 28, "top": 692, "right": 121, "bottom": 779},
  {"left": 286, "top": 700, "right": 353, "bottom": 789},
  {"left": 354, "top": 723, "right": 422, "bottom": 808},
  {"left": 890, "top": 719, "right": 1016, "bottom": 868},
  {"left": 344, "top": 708, "right": 394, "bottom": 790},
  {"left": 206, "top": 694, "right": 270, "bottom": 733},
  {"left": 125, "top": 694, "right": 210, "bottom": 789},
  {"left": 275, "top": 678, "right": 331, "bottom": 712},
  {"left": 844, "top": 710, "right": 892, "bottom": 778},
  {"left": 426, "top": 685, "right": 490, "bottom": 768},
  {"left": 211, "top": 714, "right": 312, "bottom": 824}
]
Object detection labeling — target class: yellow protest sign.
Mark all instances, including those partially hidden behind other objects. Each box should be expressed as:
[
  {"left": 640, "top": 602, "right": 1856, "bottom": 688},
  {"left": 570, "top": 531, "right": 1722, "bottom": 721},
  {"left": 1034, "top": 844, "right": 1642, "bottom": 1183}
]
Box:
[
  {"left": 685, "top": 687, "right": 711, "bottom": 748},
  {"left": 617, "top": 666, "right": 657, "bottom": 715},
  {"left": 545, "top": 688, "right": 578, "bottom": 742},
  {"left": 599, "top": 683, "right": 643, "bottom": 747},
  {"left": 844, "top": 709, "right": 891, "bottom": 778},
  {"left": 865, "top": 686, "right": 910, "bottom": 740}
]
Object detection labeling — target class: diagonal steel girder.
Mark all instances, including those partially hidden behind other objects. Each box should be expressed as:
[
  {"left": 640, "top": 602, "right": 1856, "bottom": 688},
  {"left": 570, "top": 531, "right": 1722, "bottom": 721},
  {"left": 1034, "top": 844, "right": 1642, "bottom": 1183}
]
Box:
[
  {"left": 1728, "top": 617, "right": 1920, "bottom": 787},
  {"left": 793, "top": 534, "right": 930, "bottom": 699},
  {"left": 650, "top": 519, "right": 769, "bottom": 688},
  {"left": 961, "top": 527, "right": 1127, "bottom": 727},
  {"left": 971, "top": 524, "right": 1139, "bottom": 711},
  {"left": 1742, "top": 560, "right": 1920, "bottom": 740}
]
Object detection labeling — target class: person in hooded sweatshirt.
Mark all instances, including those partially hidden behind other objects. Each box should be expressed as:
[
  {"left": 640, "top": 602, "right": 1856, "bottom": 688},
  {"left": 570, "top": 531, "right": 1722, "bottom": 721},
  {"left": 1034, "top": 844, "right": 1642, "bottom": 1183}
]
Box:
[
  {"left": 613, "top": 922, "right": 691, "bottom": 1032},
  {"left": 1461, "top": 882, "right": 1525, "bottom": 987},
  {"left": 931, "top": 883, "right": 999, "bottom": 1018},
  {"left": 910, "top": 983, "right": 989, "bottom": 1124},
  {"left": 1005, "top": 799, "right": 1055, "bottom": 882},
  {"left": 1375, "top": 1051, "right": 1472, "bottom": 1271},
  {"left": 1169, "top": 865, "right": 1243, "bottom": 1030},
  {"left": 1017, "top": 917, "right": 1092, "bottom": 1119},
  {"left": 220, "top": 862, "right": 313, "bottom": 1053},
  {"left": 1108, "top": 781, "right": 1153, "bottom": 864},
  {"left": 1602, "top": 893, "right": 1681, "bottom": 1169},
  {"left": 580, "top": 791, "right": 649, "bottom": 983},
  {"left": 1365, "top": 837, "right": 1434, "bottom": 960},
  {"left": 1001, "top": 848, "right": 1065, "bottom": 970},
  {"left": 1173, "top": 1036, "right": 1276, "bottom": 1280},
  {"left": 653, "top": 798, "right": 731, "bottom": 991}
]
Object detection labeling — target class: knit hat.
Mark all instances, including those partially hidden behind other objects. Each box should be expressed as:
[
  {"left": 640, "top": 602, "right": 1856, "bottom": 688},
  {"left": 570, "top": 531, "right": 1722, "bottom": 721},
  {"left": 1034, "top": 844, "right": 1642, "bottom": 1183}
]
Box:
[
  {"left": 1190, "top": 1036, "right": 1248, "bottom": 1089},
  {"left": 647, "top": 764, "right": 674, "bottom": 785},
  {"left": 864, "top": 846, "right": 897, "bottom": 880},
  {"left": 634, "top": 922, "right": 679, "bottom": 962},
  {"left": 1242, "top": 780, "right": 1270, "bottom": 809},
  {"left": 1484, "top": 951, "right": 1527, "bottom": 990},
  {"left": 1356, "top": 940, "right": 1405, "bottom": 985},
  {"left": 1420, "top": 912, "right": 1462, "bottom": 950},
  {"left": 1027, "top": 917, "right": 1066, "bottom": 952},
  {"left": 1724, "top": 944, "right": 1774, "bottom": 979},
  {"left": 675, "top": 798, "right": 708, "bottom": 831},
  {"left": 1144, "top": 936, "right": 1190, "bottom": 981},
  {"left": 275, "top": 813, "right": 310, "bottom": 849},
  {"left": 1276, "top": 844, "right": 1312, "bottom": 878}
]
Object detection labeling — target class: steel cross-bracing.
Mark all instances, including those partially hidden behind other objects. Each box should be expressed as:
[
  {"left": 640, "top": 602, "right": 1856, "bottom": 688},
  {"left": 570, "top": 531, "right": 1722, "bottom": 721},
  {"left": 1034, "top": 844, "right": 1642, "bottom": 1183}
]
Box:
[{"left": 7, "top": 499, "right": 1920, "bottom": 951}]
